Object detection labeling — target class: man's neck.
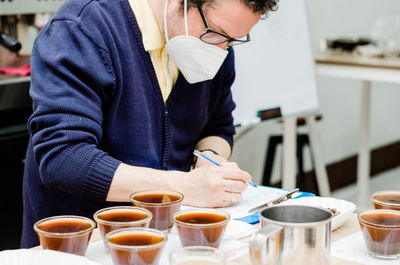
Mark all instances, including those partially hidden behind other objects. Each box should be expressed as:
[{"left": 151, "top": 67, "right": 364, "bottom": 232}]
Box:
[{"left": 147, "top": 0, "right": 165, "bottom": 39}]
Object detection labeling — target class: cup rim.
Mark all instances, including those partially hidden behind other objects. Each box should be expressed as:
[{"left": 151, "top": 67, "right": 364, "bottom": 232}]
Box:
[
  {"left": 259, "top": 205, "right": 333, "bottom": 227},
  {"left": 93, "top": 206, "right": 153, "bottom": 226},
  {"left": 105, "top": 227, "right": 167, "bottom": 250},
  {"left": 169, "top": 246, "right": 225, "bottom": 262},
  {"left": 371, "top": 191, "right": 400, "bottom": 207},
  {"left": 358, "top": 209, "right": 400, "bottom": 228},
  {"left": 129, "top": 190, "right": 184, "bottom": 207},
  {"left": 172, "top": 208, "right": 230, "bottom": 228},
  {"left": 33, "top": 215, "right": 96, "bottom": 237}
]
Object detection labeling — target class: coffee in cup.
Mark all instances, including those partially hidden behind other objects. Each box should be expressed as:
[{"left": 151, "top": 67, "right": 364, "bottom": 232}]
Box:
[
  {"left": 94, "top": 206, "right": 152, "bottom": 244},
  {"left": 371, "top": 191, "right": 400, "bottom": 211},
  {"left": 173, "top": 209, "right": 229, "bottom": 248},
  {"left": 358, "top": 209, "right": 400, "bottom": 259},
  {"left": 33, "top": 215, "right": 96, "bottom": 256},
  {"left": 105, "top": 227, "right": 167, "bottom": 265},
  {"left": 130, "top": 190, "right": 183, "bottom": 231}
]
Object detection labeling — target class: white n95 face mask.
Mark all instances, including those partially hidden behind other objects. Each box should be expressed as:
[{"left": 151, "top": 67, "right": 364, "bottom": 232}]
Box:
[{"left": 163, "top": 0, "right": 228, "bottom": 84}]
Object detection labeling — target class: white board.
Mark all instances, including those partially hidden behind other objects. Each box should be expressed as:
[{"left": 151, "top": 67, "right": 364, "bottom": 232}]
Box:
[{"left": 231, "top": 0, "right": 319, "bottom": 125}]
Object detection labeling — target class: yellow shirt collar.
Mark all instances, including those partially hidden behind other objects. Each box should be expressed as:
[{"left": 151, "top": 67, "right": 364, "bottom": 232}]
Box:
[{"left": 129, "top": 0, "right": 164, "bottom": 51}]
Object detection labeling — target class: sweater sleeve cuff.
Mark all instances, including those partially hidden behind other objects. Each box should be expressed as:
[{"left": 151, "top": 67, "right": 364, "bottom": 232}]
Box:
[
  {"left": 214, "top": 134, "right": 234, "bottom": 149},
  {"left": 82, "top": 154, "right": 121, "bottom": 201}
]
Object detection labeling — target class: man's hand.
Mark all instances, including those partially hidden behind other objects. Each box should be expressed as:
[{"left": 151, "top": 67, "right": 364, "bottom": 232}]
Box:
[{"left": 174, "top": 161, "right": 252, "bottom": 208}]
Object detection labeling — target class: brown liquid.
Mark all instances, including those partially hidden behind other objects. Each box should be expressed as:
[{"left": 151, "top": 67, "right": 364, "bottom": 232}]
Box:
[
  {"left": 133, "top": 193, "right": 181, "bottom": 204},
  {"left": 97, "top": 210, "right": 150, "bottom": 240},
  {"left": 131, "top": 193, "right": 182, "bottom": 231},
  {"left": 108, "top": 233, "right": 165, "bottom": 265},
  {"left": 109, "top": 232, "right": 164, "bottom": 246},
  {"left": 359, "top": 212, "right": 400, "bottom": 256},
  {"left": 36, "top": 218, "right": 93, "bottom": 256},
  {"left": 374, "top": 193, "right": 400, "bottom": 204},
  {"left": 362, "top": 212, "right": 400, "bottom": 226},
  {"left": 37, "top": 218, "right": 92, "bottom": 233},
  {"left": 98, "top": 210, "right": 149, "bottom": 222},
  {"left": 175, "top": 212, "right": 228, "bottom": 248},
  {"left": 176, "top": 212, "right": 227, "bottom": 224},
  {"left": 373, "top": 193, "right": 400, "bottom": 210}
]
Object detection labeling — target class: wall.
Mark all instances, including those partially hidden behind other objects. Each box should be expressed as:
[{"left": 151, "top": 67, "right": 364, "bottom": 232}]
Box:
[{"left": 231, "top": 0, "right": 400, "bottom": 185}]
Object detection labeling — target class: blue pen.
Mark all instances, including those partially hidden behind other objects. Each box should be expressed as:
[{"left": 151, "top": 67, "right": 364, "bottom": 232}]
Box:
[{"left": 193, "top": 150, "right": 257, "bottom": 188}]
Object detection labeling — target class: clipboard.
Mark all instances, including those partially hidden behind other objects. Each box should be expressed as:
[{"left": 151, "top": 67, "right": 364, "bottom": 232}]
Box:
[
  {"left": 180, "top": 185, "right": 315, "bottom": 225},
  {"left": 234, "top": 186, "right": 315, "bottom": 224}
]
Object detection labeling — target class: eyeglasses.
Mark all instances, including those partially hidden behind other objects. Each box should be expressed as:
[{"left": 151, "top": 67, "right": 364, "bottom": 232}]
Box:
[{"left": 197, "top": 5, "right": 251, "bottom": 47}]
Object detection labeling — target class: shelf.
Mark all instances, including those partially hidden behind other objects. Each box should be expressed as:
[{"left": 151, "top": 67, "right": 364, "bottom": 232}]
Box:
[
  {"left": 316, "top": 53, "right": 400, "bottom": 70},
  {"left": 0, "top": 74, "right": 30, "bottom": 86}
]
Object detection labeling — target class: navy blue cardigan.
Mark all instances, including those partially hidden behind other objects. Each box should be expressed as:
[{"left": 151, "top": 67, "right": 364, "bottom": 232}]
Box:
[{"left": 22, "top": 0, "right": 236, "bottom": 247}]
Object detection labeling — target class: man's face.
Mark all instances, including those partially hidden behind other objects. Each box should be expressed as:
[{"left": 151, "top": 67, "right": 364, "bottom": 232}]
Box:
[{"left": 167, "top": 0, "right": 262, "bottom": 49}]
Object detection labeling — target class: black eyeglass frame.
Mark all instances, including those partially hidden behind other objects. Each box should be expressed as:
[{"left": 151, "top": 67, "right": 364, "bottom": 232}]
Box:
[{"left": 197, "top": 5, "right": 251, "bottom": 46}]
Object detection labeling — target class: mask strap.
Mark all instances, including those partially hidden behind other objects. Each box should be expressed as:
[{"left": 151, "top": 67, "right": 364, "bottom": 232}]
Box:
[
  {"left": 183, "top": 0, "right": 188, "bottom": 35},
  {"left": 164, "top": 0, "right": 189, "bottom": 42},
  {"left": 163, "top": 0, "right": 169, "bottom": 42}
]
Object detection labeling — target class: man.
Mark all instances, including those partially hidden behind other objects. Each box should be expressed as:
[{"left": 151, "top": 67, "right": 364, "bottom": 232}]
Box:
[{"left": 22, "top": 0, "right": 278, "bottom": 247}]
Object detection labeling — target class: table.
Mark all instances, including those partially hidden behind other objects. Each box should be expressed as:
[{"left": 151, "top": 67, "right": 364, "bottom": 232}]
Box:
[
  {"left": 315, "top": 53, "right": 400, "bottom": 208},
  {"left": 86, "top": 214, "right": 362, "bottom": 265},
  {"left": 227, "top": 215, "right": 362, "bottom": 265}
]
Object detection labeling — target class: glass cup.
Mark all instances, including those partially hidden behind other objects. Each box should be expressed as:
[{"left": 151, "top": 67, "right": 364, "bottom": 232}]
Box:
[
  {"left": 169, "top": 246, "right": 226, "bottom": 265},
  {"left": 172, "top": 208, "right": 230, "bottom": 248},
  {"left": 129, "top": 190, "right": 183, "bottom": 231},
  {"left": 371, "top": 190, "right": 400, "bottom": 211},
  {"left": 105, "top": 227, "right": 167, "bottom": 265},
  {"left": 33, "top": 215, "right": 96, "bottom": 256},
  {"left": 93, "top": 206, "right": 152, "bottom": 245},
  {"left": 358, "top": 209, "right": 400, "bottom": 259}
]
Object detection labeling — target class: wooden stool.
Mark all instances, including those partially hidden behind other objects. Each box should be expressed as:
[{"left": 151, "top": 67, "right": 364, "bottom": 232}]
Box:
[{"left": 261, "top": 115, "right": 328, "bottom": 195}]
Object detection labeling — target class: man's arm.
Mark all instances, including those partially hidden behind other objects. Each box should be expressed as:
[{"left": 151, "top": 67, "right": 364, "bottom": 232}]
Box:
[
  {"left": 188, "top": 49, "right": 252, "bottom": 203},
  {"left": 194, "top": 48, "right": 236, "bottom": 167},
  {"left": 194, "top": 136, "right": 231, "bottom": 167},
  {"left": 106, "top": 161, "right": 250, "bottom": 208}
]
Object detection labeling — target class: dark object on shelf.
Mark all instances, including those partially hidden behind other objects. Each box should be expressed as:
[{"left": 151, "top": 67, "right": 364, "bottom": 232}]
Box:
[
  {"left": 327, "top": 38, "right": 373, "bottom": 52},
  {"left": 0, "top": 32, "right": 22, "bottom": 53}
]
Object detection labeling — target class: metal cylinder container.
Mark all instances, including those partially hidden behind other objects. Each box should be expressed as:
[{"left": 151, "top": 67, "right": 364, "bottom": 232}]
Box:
[{"left": 250, "top": 205, "right": 332, "bottom": 265}]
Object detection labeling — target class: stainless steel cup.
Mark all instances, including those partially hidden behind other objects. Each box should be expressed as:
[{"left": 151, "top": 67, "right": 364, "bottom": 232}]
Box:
[{"left": 249, "top": 205, "right": 333, "bottom": 265}]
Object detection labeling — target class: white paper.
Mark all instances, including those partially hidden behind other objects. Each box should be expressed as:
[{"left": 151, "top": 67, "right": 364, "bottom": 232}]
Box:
[
  {"left": 182, "top": 185, "right": 292, "bottom": 219},
  {"left": 218, "top": 186, "right": 286, "bottom": 218},
  {"left": 331, "top": 231, "right": 400, "bottom": 265}
]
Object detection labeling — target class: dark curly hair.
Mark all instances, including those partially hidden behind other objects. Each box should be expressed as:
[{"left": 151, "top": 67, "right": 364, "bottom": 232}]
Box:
[{"left": 182, "top": 0, "right": 279, "bottom": 15}]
